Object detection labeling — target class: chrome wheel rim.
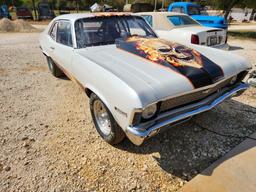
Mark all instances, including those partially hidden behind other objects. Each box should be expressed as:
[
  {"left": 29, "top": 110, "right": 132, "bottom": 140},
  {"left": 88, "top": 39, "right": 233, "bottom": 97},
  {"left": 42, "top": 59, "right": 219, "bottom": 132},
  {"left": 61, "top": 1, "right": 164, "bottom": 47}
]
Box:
[{"left": 93, "top": 100, "right": 111, "bottom": 135}]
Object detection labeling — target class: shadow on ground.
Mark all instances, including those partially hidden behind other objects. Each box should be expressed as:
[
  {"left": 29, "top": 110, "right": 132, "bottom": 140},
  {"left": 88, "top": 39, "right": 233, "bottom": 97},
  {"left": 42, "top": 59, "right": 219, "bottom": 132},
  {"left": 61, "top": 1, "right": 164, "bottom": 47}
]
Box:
[
  {"left": 229, "top": 45, "right": 244, "bottom": 51},
  {"left": 117, "top": 99, "right": 256, "bottom": 180}
]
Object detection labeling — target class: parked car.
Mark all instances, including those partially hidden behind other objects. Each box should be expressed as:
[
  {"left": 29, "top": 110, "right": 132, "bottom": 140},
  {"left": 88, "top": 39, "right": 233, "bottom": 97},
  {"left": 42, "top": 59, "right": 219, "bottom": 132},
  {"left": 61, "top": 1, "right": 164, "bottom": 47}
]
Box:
[
  {"left": 0, "top": 4, "right": 12, "bottom": 19},
  {"left": 16, "top": 7, "right": 33, "bottom": 20},
  {"left": 38, "top": 2, "right": 55, "bottom": 20},
  {"left": 168, "top": 2, "right": 227, "bottom": 29},
  {"left": 39, "top": 13, "right": 251, "bottom": 146},
  {"left": 136, "top": 12, "right": 228, "bottom": 50}
]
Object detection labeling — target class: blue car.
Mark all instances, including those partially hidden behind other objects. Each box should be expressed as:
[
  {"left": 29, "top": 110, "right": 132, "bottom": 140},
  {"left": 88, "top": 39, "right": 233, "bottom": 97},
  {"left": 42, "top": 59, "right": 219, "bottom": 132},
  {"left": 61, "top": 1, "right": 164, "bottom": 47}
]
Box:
[
  {"left": 0, "top": 4, "right": 12, "bottom": 19},
  {"left": 168, "top": 2, "right": 227, "bottom": 29}
]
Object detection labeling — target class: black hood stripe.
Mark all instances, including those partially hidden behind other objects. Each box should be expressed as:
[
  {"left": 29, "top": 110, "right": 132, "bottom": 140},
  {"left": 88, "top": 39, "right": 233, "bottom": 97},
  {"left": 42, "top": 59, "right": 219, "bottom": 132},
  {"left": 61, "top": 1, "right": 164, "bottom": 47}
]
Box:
[{"left": 116, "top": 37, "right": 224, "bottom": 89}]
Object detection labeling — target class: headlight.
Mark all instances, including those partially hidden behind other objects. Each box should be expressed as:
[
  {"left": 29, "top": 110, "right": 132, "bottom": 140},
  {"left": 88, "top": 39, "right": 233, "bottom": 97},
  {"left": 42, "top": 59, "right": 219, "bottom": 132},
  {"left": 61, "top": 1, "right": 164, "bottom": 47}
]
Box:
[
  {"left": 230, "top": 75, "right": 237, "bottom": 85},
  {"left": 141, "top": 104, "right": 157, "bottom": 119}
]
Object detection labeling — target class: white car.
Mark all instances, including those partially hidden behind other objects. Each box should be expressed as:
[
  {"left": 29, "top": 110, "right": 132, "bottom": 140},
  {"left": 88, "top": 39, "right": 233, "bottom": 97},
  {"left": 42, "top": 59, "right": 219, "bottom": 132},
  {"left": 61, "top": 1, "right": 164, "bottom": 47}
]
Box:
[
  {"left": 135, "top": 12, "right": 229, "bottom": 50},
  {"left": 39, "top": 13, "right": 251, "bottom": 146}
]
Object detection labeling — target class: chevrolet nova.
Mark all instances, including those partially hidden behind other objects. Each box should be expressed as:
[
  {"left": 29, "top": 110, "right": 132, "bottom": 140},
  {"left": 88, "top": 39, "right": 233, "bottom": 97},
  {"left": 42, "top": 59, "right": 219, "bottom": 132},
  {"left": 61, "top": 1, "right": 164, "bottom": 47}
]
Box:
[{"left": 39, "top": 13, "right": 252, "bottom": 146}]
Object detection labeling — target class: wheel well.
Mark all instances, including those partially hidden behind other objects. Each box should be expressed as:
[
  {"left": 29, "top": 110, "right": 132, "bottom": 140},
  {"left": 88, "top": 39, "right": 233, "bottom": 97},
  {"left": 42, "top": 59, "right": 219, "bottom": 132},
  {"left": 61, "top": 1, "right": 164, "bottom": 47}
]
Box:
[{"left": 85, "top": 88, "right": 93, "bottom": 97}]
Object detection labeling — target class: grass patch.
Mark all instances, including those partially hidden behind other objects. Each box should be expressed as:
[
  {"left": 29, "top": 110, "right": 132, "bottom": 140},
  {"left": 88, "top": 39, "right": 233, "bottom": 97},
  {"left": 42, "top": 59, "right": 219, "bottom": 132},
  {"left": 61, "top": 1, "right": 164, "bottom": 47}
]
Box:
[{"left": 228, "top": 31, "right": 256, "bottom": 40}]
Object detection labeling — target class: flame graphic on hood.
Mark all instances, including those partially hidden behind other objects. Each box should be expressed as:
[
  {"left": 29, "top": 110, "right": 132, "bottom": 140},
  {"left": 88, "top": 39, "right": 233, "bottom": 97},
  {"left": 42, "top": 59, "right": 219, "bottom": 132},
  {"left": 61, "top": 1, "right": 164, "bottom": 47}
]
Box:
[
  {"left": 116, "top": 36, "right": 224, "bottom": 89},
  {"left": 126, "top": 36, "right": 203, "bottom": 69}
]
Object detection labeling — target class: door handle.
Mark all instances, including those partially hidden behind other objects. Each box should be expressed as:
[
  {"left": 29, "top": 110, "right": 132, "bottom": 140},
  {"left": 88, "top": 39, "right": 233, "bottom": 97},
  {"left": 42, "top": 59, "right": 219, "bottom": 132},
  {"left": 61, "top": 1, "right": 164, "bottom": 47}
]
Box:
[{"left": 50, "top": 46, "right": 55, "bottom": 50}]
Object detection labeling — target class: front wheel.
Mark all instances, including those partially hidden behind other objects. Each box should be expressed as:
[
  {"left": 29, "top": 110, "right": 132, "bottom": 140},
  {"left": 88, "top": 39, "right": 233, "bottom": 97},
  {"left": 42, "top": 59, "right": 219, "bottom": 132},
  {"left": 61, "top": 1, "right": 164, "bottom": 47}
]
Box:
[{"left": 90, "top": 93, "right": 125, "bottom": 145}]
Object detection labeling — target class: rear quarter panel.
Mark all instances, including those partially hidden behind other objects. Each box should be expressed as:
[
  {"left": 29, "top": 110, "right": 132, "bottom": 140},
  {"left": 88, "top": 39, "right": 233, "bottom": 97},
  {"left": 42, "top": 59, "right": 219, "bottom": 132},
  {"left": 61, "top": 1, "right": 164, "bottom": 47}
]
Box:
[{"left": 156, "top": 29, "right": 191, "bottom": 44}]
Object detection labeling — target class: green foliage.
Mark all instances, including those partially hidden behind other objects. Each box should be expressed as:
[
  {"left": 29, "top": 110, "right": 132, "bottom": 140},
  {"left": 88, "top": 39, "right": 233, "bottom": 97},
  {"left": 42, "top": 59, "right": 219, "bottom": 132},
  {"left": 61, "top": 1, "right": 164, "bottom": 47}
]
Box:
[
  {"left": 238, "top": 0, "right": 256, "bottom": 9},
  {"left": 206, "top": 0, "right": 256, "bottom": 19},
  {"left": 0, "top": 0, "right": 255, "bottom": 10},
  {"left": 208, "top": 0, "right": 256, "bottom": 9},
  {"left": 0, "top": 0, "right": 23, "bottom": 6},
  {"left": 228, "top": 31, "right": 256, "bottom": 39}
]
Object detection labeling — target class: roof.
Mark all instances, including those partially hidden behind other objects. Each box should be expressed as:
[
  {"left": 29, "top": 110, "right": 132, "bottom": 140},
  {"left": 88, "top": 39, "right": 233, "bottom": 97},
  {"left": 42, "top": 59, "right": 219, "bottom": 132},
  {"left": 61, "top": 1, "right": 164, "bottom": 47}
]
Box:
[
  {"left": 135, "top": 12, "right": 199, "bottom": 30},
  {"left": 53, "top": 12, "right": 132, "bottom": 22},
  {"left": 170, "top": 2, "right": 200, "bottom": 7},
  {"left": 134, "top": 11, "right": 187, "bottom": 17}
]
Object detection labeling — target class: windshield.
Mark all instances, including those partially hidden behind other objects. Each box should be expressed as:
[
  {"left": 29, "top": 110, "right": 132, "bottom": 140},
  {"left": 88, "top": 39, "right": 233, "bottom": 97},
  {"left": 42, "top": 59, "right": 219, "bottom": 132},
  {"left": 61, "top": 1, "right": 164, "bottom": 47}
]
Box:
[
  {"left": 75, "top": 15, "right": 157, "bottom": 48},
  {"left": 167, "top": 15, "right": 199, "bottom": 26}
]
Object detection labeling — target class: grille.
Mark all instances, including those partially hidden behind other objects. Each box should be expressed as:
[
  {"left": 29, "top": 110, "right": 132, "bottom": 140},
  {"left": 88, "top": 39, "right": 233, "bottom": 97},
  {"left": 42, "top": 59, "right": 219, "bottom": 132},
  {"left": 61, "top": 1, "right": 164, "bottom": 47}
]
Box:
[{"left": 160, "top": 77, "right": 232, "bottom": 113}]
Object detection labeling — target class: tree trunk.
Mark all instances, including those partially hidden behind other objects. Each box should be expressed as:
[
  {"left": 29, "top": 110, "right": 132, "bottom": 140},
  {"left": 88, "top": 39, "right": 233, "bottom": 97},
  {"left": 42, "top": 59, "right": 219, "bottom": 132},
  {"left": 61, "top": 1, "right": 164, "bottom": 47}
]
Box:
[{"left": 32, "top": 0, "right": 37, "bottom": 20}]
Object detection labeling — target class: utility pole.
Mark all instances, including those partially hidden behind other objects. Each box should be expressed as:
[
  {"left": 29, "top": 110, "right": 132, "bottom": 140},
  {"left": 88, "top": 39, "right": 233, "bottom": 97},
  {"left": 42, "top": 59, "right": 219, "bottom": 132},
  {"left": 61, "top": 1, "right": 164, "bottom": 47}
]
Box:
[
  {"left": 76, "top": 0, "right": 79, "bottom": 13},
  {"left": 161, "top": 0, "right": 164, "bottom": 11},
  {"left": 154, "top": 0, "right": 157, "bottom": 11}
]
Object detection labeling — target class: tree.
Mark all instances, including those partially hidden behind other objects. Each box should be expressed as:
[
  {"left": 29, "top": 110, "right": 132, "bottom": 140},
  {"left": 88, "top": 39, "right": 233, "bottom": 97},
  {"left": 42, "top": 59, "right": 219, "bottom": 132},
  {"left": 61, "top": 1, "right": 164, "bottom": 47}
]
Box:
[
  {"left": 0, "top": 0, "right": 23, "bottom": 6},
  {"left": 209, "top": 0, "right": 256, "bottom": 19},
  {"left": 32, "top": 0, "right": 37, "bottom": 20}
]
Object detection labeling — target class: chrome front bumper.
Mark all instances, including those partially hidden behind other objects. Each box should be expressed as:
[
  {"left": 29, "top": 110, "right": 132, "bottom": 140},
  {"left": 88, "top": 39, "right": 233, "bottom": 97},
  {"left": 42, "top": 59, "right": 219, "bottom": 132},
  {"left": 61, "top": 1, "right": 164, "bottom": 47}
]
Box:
[{"left": 126, "top": 83, "right": 249, "bottom": 146}]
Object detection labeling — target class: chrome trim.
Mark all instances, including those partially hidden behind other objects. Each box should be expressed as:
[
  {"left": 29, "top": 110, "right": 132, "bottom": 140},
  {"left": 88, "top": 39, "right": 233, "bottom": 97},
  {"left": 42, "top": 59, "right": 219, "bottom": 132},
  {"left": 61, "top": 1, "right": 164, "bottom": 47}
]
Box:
[
  {"left": 126, "top": 83, "right": 249, "bottom": 145},
  {"left": 93, "top": 100, "right": 111, "bottom": 135}
]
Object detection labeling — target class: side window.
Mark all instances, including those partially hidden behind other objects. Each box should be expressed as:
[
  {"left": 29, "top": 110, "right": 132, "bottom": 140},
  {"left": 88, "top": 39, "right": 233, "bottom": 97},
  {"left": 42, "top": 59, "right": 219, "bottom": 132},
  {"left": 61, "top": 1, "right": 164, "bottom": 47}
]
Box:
[
  {"left": 56, "top": 21, "right": 73, "bottom": 47},
  {"left": 142, "top": 15, "right": 153, "bottom": 26},
  {"left": 172, "top": 7, "right": 184, "bottom": 13},
  {"left": 49, "top": 22, "right": 57, "bottom": 41},
  {"left": 188, "top": 6, "right": 201, "bottom": 15}
]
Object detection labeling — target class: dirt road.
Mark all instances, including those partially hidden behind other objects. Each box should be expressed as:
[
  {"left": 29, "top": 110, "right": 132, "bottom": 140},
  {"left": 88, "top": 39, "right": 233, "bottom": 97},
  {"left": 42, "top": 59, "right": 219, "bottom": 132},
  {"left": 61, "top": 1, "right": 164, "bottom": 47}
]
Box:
[{"left": 0, "top": 33, "right": 255, "bottom": 192}]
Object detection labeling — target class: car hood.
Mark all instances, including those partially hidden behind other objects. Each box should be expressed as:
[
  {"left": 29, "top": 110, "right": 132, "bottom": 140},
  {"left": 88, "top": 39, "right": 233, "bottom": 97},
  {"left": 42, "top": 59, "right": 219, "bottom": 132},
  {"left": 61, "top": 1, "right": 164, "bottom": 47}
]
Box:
[
  {"left": 192, "top": 15, "right": 225, "bottom": 23},
  {"left": 77, "top": 37, "right": 250, "bottom": 105}
]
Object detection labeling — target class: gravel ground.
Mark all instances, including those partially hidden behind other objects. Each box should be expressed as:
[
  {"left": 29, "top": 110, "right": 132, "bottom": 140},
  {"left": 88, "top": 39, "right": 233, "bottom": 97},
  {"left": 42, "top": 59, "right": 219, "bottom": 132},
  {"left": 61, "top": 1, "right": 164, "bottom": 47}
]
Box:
[{"left": 0, "top": 33, "right": 255, "bottom": 192}]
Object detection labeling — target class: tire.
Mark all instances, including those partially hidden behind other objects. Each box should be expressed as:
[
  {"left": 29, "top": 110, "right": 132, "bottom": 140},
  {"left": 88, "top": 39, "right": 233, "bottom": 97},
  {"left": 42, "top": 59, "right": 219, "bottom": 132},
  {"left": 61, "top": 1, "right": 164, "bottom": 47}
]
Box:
[
  {"left": 46, "top": 56, "right": 64, "bottom": 77},
  {"left": 90, "top": 93, "right": 125, "bottom": 145}
]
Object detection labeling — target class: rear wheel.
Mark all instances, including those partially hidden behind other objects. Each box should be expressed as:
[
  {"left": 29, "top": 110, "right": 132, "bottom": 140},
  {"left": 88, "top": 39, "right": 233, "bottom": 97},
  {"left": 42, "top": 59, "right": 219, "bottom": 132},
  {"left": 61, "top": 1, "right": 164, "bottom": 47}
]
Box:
[
  {"left": 46, "top": 56, "right": 64, "bottom": 77},
  {"left": 90, "top": 93, "right": 125, "bottom": 145}
]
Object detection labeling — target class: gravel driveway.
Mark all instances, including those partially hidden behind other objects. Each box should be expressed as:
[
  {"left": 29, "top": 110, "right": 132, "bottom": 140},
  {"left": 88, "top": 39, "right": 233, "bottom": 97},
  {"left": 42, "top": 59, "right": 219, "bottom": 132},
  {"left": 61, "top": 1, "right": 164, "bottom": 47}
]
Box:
[{"left": 0, "top": 33, "right": 255, "bottom": 192}]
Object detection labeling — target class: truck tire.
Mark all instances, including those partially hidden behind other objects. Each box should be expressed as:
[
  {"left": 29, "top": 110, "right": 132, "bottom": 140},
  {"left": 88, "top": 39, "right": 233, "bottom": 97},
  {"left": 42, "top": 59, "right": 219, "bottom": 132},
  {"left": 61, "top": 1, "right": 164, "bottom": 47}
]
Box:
[{"left": 90, "top": 93, "right": 125, "bottom": 145}]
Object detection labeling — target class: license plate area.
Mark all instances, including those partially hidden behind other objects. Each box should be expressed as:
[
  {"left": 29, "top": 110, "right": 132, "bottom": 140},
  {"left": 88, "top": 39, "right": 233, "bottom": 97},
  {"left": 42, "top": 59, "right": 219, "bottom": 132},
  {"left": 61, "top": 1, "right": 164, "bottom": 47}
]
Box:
[{"left": 208, "top": 36, "right": 218, "bottom": 46}]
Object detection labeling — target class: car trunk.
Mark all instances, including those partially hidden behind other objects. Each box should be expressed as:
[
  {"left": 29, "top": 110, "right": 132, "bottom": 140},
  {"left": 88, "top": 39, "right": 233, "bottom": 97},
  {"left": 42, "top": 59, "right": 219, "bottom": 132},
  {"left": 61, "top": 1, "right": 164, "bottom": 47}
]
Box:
[{"left": 202, "top": 29, "right": 226, "bottom": 47}]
